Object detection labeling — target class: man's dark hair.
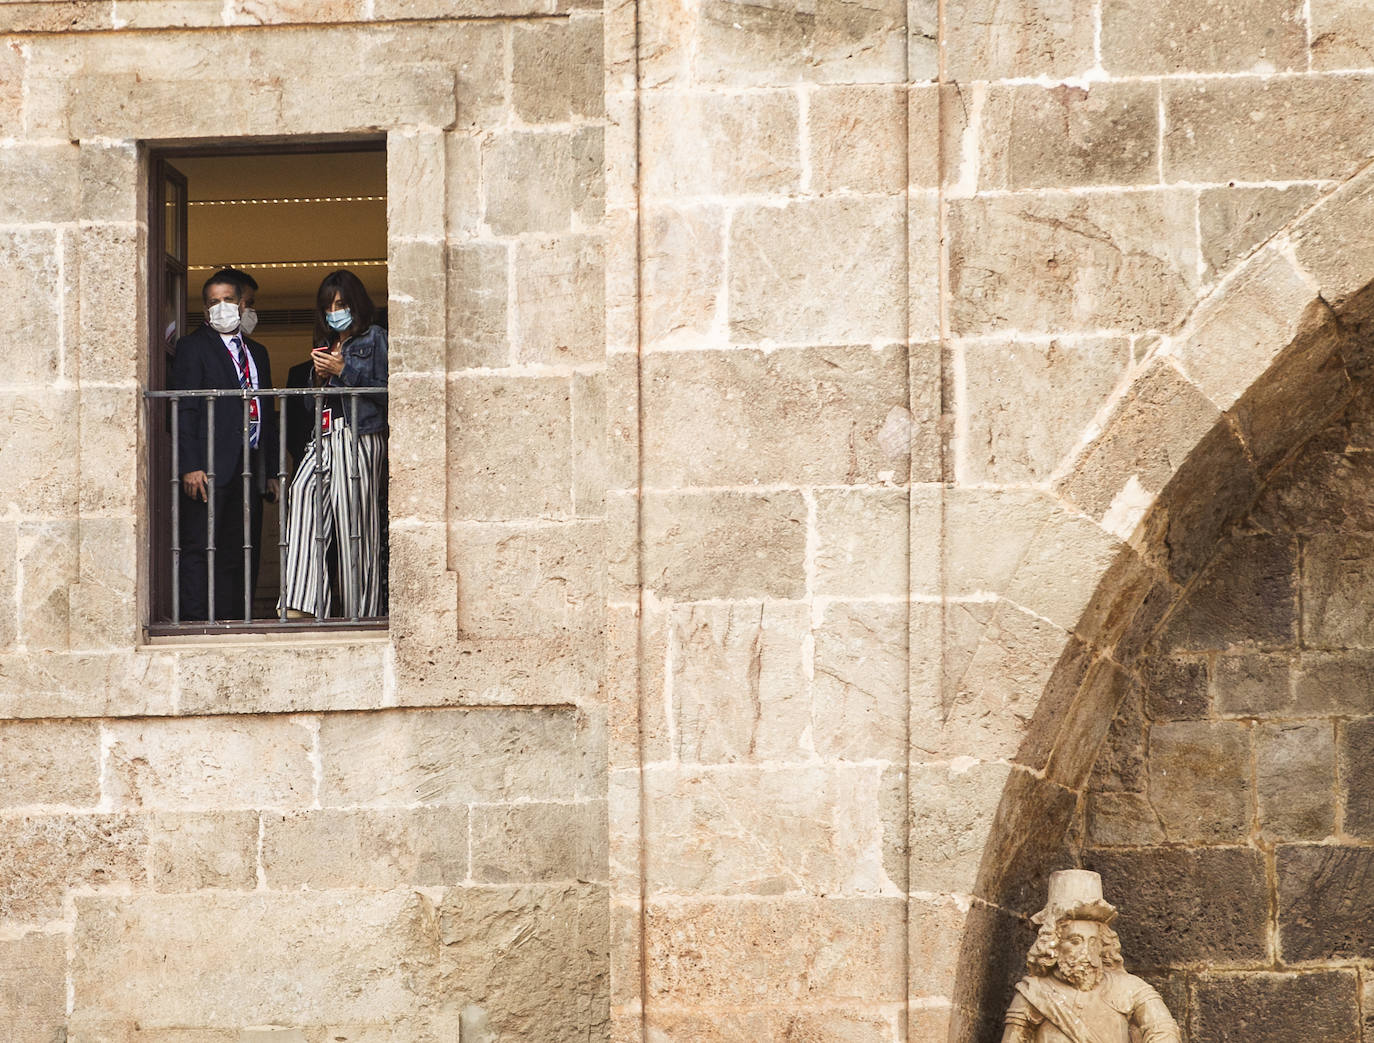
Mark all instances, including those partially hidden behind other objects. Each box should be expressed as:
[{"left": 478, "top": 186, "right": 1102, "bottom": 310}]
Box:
[
  {"left": 201, "top": 270, "right": 242, "bottom": 306},
  {"left": 219, "top": 266, "right": 259, "bottom": 294},
  {"left": 313, "top": 268, "right": 376, "bottom": 345}
]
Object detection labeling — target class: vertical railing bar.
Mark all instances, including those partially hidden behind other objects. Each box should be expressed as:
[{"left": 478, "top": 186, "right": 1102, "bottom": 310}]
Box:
[
  {"left": 241, "top": 385, "right": 252, "bottom": 623},
  {"left": 347, "top": 396, "right": 362, "bottom": 623},
  {"left": 314, "top": 389, "right": 326, "bottom": 621},
  {"left": 206, "top": 395, "right": 216, "bottom": 624},
  {"left": 170, "top": 397, "right": 181, "bottom": 625},
  {"left": 278, "top": 393, "right": 288, "bottom": 623}
]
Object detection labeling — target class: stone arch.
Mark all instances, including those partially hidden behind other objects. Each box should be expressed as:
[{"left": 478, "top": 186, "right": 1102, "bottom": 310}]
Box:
[{"left": 935, "top": 159, "right": 1374, "bottom": 1041}]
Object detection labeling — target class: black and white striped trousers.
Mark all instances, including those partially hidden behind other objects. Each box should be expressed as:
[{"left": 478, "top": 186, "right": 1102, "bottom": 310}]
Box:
[{"left": 279, "top": 418, "right": 387, "bottom": 618}]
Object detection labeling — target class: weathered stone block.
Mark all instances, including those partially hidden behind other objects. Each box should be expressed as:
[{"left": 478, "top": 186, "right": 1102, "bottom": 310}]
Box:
[
  {"left": 1191, "top": 971, "right": 1359, "bottom": 1043},
  {"left": 1141, "top": 655, "right": 1209, "bottom": 721},
  {"left": 1101, "top": 0, "right": 1305, "bottom": 74},
  {"left": 1159, "top": 536, "right": 1297, "bottom": 651},
  {"left": 103, "top": 717, "right": 315, "bottom": 811},
  {"left": 572, "top": 370, "right": 607, "bottom": 518},
  {"left": 642, "top": 491, "right": 806, "bottom": 600},
  {"left": 642, "top": 345, "right": 909, "bottom": 487},
  {"left": 0, "top": 932, "right": 66, "bottom": 1040},
  {"left": 653, "top": 0, "right": 904, "bottom": 86},
  {"left": 1084, "top": 848, "right": 1268, "bottom": 968},
  {"left": 640, "top": 202, "right": 725, "bottom": 350},
  {"left": 449, "top": 520, "right": 602, "bottom": 639},
  {"left": 1257, "top": 722, "right": 1335, "bottom": 841},
  {"left": 0, "top": 230, "right": 62, "bottom": 387},
  {"left": 514, "top": 234, "right": 606, "bottom": 366},
  {"left": 1003, "top": 510, "right": 1127, "bottom": 634},
  {"left": 1087, "top": 683, "right": 1147, "bottom": 793},
  {"left": 1296, "top": 653, "right": 1374, "bottom": 717},
  {"left": 644, "top": 897, "right": 904, "bottom": 1004},
  {"left": 1148, "top": 720, "right": 1252, "bottom": 843},
  {"left": 447, "top": 376, "right": 571, "bottom": 521},
  {"left": 908, "top": 760, "right": 1013, "bottom": 895},
  {"left": 729, "top": 197, "right": 905, "bottom": 345},
  {"left": 1199, "top": 184, "right": 1322, "bottom": 280},
  {"left": 440, "top": 883, "right": 608, "bottom": 1043},
  {"left": 1084, "top": 791, "right": 1166, "bottom": 847},
  {"left": 1277, "top": 845, "right": 1374, "bottom": 961},
  {"left": 446, "top": 242, "right": 509, "bottom": 370},
  {"left": 0, "top": 651, "right": 176, "bottom": 720},
  {"left": 1339, "top": 717, "right": 1374, "bottom": 838},
  {"left": 647, "top": 1008, "right": 902, "bottom": 1041},
  {"left": 512, "top": 16, "right": 604, "bottom": 123},
  {"left": 0, "top": 719, "right": 100, "bottom": 808},
  {"left": 641, "top": 90, "right": 799, "bottom": 198},
  {"left": 812, "top": 600, "right": 908, "bottom": 762},
  {"left": 978, "top": 83, "right": 1159, "bottom": 190},
  {"left": 70, "top": 892, "right": 439, "bottom": 1030},
  {"left": 668, "top": 601, "right": 810, "bottom": 763},
  {"left": 910, "top": 486, "right": 1056, "bottom": 598},
  {"left": 1212, "top": 653, "right": 1293, "bottom": 716},
  {"left": 1310, "top": 0, "right": 1374, "bottom": 69},
  {"left": 471, "top": 800, "right": 605, "bottom": 883},
  {"left": 1229, "top": 318, "right": 1350, "bottom": 478},
  {"left": 319, "top": 707, "right": 589, "bottom": 806},
  {"left": 0, "top": 143, "right": 80, "bottom": 225},
  {"left": 915, "top": 600, "right": 1069, "bottom": 764},
  {"left": 263, "top": 807, "right": 468, "bottom": 889},
  {"left": 16, "top": 520, "right": 75, "bottom": 652},
  {"left": 1172, "top": 248, "right": 1319, "bottom": 412},
  {"left": 645, "top": 762, "right": 897, "bottom": 895},
  {"left": 174, "top": 642, "right": 388, "bottom": 715},
  {"left": 1165, "top": 76, "right": 1374, "bottom": 183},
  {"left": 0, "top": 814, "right": 146, "bottom": 922},
  {"left": 483, "top": 129, "right": 604, "bottom": 236},
  {"left": 149, "top": 811, "right": 259, "bottom": 892},
  {"left": 1303, "top": 534, "right": 1374, "bottom": 648},
  {"left": 0, "top": 389, "right": 80, "bottom": 518},
  {"left": 949, "top": 191, "right": 1199, "bottom": 337},
  {"left": 960, "top": 337, "right": 1131, "bottom": 485},
  {"left": 809, "top": 85, "right": 907, "bottom": 195},
  {"left": 942, "top": 0, "right": 1095, "bottom": 80}
]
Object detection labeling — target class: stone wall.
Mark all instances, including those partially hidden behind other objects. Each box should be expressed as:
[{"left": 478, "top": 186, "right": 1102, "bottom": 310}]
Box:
[
  {"left": 9, "top": 0, "right": 1374, "bottom": 1039},
  {"left": 1078, "top": 384, "right": 1374, "bottom": 1043},
  {"left": 0, "top": 4, "right": 609, "bottom": 1040}
]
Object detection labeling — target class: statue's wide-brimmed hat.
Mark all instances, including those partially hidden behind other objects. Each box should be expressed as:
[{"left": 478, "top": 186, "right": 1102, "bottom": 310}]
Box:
[{"left": 1031, "top": 870, "right": 1118, "bottom": 926}]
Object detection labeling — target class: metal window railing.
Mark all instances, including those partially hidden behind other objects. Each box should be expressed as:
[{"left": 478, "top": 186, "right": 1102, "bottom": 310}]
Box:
[{"left": 144, "top": 385, "right": 388, "bottom": 630}]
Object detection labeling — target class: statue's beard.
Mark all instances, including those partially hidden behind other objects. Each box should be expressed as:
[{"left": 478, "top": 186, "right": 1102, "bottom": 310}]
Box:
[{"left": 1056, "top": 956, "right": 1103, "bottom": 990}]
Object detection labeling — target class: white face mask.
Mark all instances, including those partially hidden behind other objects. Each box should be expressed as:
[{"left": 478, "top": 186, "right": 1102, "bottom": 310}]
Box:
[
  {"left": 239, "top": 306, "right": 259, "bottom": 336},
  {"left": 207, "top": 301, "right": 241, "bottom": 334}
]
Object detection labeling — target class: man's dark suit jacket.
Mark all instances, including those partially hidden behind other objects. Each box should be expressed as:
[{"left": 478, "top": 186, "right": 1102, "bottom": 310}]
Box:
[{"left": 170, "top": 323, "right": 279, "bottom": 484}]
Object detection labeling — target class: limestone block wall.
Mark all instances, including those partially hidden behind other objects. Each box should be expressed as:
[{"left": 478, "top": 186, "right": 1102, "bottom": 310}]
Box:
[
  {"left": 1077, "top": 385, "right": 1374, "bottom": 1041},
  {"left": 0, "top": 4, "right": 610, "bottom": 1041},
  {"left": 10, "top": 0, "right": 1374, "bottom": 1040},
  {"left": 607, "top": 0, "right": 1374, "bottom": 1039}
]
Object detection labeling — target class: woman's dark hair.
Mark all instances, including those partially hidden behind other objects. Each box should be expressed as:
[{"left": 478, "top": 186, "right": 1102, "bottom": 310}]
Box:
[{"left": 314, "top": 268, "right": 376, "bottom": 345}]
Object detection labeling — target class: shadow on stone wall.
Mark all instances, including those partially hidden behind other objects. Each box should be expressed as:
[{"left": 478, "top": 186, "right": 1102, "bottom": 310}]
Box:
[{"left": 948, "top": 285, "right": 1374, "bottom": 1041}]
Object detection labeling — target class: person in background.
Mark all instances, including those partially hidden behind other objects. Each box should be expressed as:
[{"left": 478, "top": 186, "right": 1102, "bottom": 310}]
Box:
[
  {"left": 170, "top": 269, "right": 279, "bottom": 621},
  {"left": 278, "top": 269, "right": 388, "bottom": 619}
]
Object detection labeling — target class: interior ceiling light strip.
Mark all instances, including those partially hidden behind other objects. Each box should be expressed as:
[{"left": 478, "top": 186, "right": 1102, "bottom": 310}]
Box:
[
  {"left": 189, "top": 259, "right": 387, "bottom": 271},
  {"left": 187, "top": 195, "right": 386, "bottom": 207}
]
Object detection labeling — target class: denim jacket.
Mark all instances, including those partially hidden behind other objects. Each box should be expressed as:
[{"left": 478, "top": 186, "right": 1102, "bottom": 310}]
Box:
[{"left": 329, "top": 324, "right": 388, "bottom": 435}]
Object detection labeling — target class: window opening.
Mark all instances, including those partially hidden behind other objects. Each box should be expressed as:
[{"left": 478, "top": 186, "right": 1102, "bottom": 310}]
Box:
[{"left": 145, "top": 145, "right": 389, "bottom": 635}]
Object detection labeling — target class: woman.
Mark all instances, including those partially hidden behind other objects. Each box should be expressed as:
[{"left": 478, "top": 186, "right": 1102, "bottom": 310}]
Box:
[{"left": 280, "top": 269, "right": 388, "bottom": 619}]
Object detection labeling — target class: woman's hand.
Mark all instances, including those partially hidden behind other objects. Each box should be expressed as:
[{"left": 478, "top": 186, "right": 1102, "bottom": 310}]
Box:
[{"left": 312, "top": 345, "right": 344, "bottom": 379}]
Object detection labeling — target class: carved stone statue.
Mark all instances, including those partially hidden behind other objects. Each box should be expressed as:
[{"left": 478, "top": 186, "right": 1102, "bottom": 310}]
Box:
[{"left": 1001, "top": 870, "right": 1181, "bottom": 1043}]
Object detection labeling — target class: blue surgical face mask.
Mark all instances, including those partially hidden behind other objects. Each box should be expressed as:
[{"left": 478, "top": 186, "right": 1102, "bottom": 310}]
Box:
[{"left": 326, "top": 308, "right": 352, "bottom": 332}]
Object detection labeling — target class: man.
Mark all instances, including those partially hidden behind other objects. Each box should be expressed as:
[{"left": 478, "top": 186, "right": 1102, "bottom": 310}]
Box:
[
  {"left": 1002, "top": 870, "right": 1180, "bottom": 1043},
  {"left": 170, "top": 269, "right": 279, "bottom": 621}
]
